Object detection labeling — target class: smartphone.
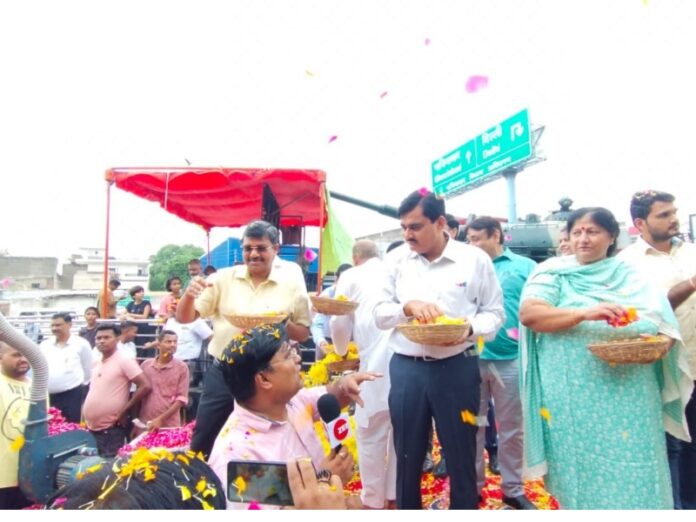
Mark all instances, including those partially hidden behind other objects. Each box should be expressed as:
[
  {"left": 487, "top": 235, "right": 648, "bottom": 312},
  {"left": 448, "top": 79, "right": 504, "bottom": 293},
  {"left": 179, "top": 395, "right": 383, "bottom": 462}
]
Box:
[{"left": 227, "top": 460, "right": 294, "bottom": 507}]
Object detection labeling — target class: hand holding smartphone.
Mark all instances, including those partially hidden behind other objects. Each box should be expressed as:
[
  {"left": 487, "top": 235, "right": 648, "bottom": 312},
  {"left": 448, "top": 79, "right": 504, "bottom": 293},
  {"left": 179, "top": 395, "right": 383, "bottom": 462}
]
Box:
[{"left": 227, "top": 460, "right": 294, "bottom": 507}]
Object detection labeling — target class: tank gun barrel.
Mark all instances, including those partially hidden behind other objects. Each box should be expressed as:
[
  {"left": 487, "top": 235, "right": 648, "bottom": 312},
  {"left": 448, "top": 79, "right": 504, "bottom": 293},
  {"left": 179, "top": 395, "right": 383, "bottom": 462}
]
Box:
[{"left": 329, "top": 191, "right": 399, "bottom": 219}]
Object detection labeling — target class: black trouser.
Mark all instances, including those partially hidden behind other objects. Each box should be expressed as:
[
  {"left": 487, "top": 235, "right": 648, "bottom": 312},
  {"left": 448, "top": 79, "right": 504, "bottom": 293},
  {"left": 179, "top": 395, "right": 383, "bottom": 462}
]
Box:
[
  {"left": 90, "top": 425, "right": 128, "bottom": 458},
  {"left": 49, "top": 385, "right": 84, "bottom": 423},
  {"left": 389, "top": 352, "right": 481, "bottom": 509},
  {"left": 0, "top": 487, "right": 32, "bottom": 509},
  {"left": 679, "top": 382, "right": 696, "bottom": 509},
  {"left": 191, "top": 360, "right": 234, "bottom": 459}
]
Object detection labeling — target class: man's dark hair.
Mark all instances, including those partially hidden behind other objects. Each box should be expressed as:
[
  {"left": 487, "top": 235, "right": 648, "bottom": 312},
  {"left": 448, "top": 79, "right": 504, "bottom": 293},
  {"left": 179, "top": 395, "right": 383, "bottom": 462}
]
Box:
[
  {"left": 244, "top": 220, "right": 280, "bottom": 245},
  {"left": 110, "top": 279, "right": 121, "bottom": 288},
  {"left": 84, "top": 306, "right": 100, "bottom": 317},
  {"left": 120, "top": 320, "right": 138, "bottom": 331},
  {"left": 203, "top": 265, "right": 217, "bottom": 275},
  {"left": 386, "top": 240, "right": 404, "bottom": 253},
  {"left": 467, "top": 216, "right": 504, "bottom": 245},
  {"left": 336, "top": 263, "right": 352, "bottom": 279},
  {"left": 129, "top": 285, "right": 144, "bottom": 298},
  {"left": 158, "top": 329, "right": 178, "bottom": 342},
  {"left": 629, "top": 190, "right": 675, "bottom": 222},
  {"left": 219, "top": 324, "right": 289, "bottom": 403},
  {"left": 165, "top": 276, "right": 182, "bottom": 292},
  {"left": 45, "top": 450, "right": 225, "bottom": 510},
  {"left": 52, "top": 312, "right": 73, "bottom": 323},
  {"left": 96, "top": 323, "right": 121, "bottom": 337},
  {"left": 188, "top": 258, "right": 202, "bottom": 267},
  {"left": 566, "top": 207, "right": 620, "bottom": 257},
  {"left": 397, "top": 190, "right": 445, "bottom": 222},
  {"left": 445, "top": 213, "right": 459, "bottom": 230}
]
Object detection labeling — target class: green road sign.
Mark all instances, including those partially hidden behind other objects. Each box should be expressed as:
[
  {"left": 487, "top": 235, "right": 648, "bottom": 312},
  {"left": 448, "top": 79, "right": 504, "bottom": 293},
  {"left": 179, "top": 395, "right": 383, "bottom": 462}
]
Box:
[{"left": 432, "top": 109, "right": 532, "bottom": 197}]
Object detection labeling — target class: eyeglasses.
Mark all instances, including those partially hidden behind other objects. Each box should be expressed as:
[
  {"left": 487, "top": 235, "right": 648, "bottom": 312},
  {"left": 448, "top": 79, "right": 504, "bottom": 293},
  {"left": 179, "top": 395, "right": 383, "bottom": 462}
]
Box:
[
  {"left": 268, "top": 343, "right": 300, "bottom": 365},
  {"left": 243, "top": 245, "right": 272, "bottom": 254}
]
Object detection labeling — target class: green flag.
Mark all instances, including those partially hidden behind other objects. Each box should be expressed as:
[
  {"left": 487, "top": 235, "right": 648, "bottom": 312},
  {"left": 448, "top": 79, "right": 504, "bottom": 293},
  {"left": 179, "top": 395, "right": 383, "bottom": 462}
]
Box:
[{"left": 320, "top": 189, "right": 354, "bottom": 276}]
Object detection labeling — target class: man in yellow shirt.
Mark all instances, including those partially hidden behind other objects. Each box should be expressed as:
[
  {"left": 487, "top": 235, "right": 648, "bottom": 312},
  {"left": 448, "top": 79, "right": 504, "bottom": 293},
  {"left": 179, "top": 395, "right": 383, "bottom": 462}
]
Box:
[
  {"left": 177, "top": 220, "right": 311, "bottom": 457},
  {"left": 0, "top": 342, "right": 32, "bottom": 509}
]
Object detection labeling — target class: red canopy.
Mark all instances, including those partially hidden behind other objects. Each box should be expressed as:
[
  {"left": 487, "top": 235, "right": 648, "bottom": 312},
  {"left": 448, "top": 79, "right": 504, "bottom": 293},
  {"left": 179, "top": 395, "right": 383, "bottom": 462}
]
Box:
[{"left": 106, "top": 167, "right": 327, "bottom": 230}]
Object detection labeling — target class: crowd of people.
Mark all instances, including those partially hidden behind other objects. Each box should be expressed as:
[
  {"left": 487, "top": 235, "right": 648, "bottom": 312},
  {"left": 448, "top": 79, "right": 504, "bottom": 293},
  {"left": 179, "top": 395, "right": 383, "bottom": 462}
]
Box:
[{"left": 1, "top": 188, "right": 694, "bottom": 510}]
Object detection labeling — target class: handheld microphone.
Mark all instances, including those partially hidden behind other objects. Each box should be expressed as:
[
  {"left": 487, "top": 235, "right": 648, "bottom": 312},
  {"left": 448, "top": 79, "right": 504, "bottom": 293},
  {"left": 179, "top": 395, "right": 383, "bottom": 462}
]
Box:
[{"left": 317, "top": 393, "right": 351, "bottom": 456}]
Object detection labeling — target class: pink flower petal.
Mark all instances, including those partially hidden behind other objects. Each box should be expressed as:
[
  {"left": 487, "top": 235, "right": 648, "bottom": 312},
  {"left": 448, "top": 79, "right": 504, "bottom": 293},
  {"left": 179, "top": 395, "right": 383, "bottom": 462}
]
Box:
[
  {"left": 506, "top": 327, "right": 520, "bottom": 341},
  {"left": 380, "top": 91, "right": 388, "bottom": 98},
  {"left": 328, "top": 135, "right": 338, "bottom": 143},
  {"left": 424, "top": 37, "right": 431, "bottom": 46},
  {"left": 465, "top": 75, "right": 489, "bottom": 93},
  {"left": 418, "top": 187, "right": 430, "bottom": 196},
  {"left": 248, "top": 501, "right": 261, "bottom": 510}
]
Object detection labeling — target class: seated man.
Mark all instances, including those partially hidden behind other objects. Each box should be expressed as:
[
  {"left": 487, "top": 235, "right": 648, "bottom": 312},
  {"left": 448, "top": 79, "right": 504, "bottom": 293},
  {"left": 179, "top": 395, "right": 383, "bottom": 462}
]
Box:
[{"left": 207, "top": 323, "right": 380, "bottom": 509}]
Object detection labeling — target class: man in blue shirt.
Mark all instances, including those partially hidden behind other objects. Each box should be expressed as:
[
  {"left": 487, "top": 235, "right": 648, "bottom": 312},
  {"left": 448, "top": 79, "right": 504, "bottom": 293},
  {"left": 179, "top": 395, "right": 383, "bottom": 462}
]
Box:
[{"left": 466, "top": 217, "right": 537, "bottom": 510}]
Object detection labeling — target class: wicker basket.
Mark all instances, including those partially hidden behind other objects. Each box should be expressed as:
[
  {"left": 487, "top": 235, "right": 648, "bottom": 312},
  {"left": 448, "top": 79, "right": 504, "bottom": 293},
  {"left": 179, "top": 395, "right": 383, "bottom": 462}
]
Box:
[
  {"left": 396, "top": 321, "right": 471, "bottom": 346},
  {"left": 587, "top": 336, "right": 671, "bottom": 364},
  {"left": 310, "top": 295, "right": 358, "bottom": 315},
  {"left": 223, "top": 313, "right": 287, "bottom": 329},
  {"left": 326, "top": 358, "right": 360, "bottom": 374}
]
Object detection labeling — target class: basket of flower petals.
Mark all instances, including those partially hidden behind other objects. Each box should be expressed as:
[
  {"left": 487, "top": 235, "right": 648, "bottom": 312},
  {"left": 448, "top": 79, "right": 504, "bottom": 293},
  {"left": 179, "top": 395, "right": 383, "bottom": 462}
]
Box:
[
  {"left": 223, "top": 312, "right": 287, "bottom": 329},
  {"left": 326, "top": 358, "right": 361, "bottom": 374},
  {"left": 396, "top": 316, "right": 471, "bottom": 346},
  {"left": 310, "top": 294, "right": 359, "bottom": 315},
  {"left": 587, "top": 335, "right": 672, "bottom": 364}
]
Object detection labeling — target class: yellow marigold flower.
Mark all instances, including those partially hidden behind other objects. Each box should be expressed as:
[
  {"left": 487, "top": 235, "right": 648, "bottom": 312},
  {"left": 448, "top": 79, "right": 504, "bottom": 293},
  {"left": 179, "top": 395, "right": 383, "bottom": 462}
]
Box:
[
  {"left": 460, "top": 410, "right": 477, "bottom": 426},
  {"left": 10, "top": 435, "right": 25, "bottom": 452},
  {"left": 196, "top": 478, "right": 207, "bottom": 493},
  {"left": 234, "top": 475, "right": 247, "bottom": 495},
  {"left": 335, "top": 294, "right": 349, "bottom": 301},
  {"left": 308, "top": 362, "right": 329, "bottom": 386},
  {"left": 434, "top": 315, "right": 465, "bottom": 325},
  {"left": 540, "top": 407, "right": 552, "bottom": 423}
]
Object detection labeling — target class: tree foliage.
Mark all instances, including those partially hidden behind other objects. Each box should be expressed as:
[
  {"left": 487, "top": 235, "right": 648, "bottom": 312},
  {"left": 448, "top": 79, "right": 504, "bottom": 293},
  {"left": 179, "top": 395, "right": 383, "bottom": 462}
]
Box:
[{"left": 148, "top": 244, "right": 204, "bottom": 291}]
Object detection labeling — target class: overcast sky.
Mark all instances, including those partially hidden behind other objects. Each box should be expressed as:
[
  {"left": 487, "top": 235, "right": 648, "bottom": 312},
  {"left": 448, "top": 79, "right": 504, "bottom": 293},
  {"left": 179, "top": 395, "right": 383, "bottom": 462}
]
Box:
[{"left": 1, "top": 0, "right": 695, "bottom": 264}]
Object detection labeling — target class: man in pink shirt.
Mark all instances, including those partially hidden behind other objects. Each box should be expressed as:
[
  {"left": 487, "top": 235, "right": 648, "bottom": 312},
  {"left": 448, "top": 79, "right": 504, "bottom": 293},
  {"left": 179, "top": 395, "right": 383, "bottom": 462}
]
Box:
[
  {"left": 207, "top": 324, "right": 380, "bottom": 509},
  {"left": 138, "top": 330, "right": 189, "bottom": 431},
  {"left": 83, "top": 324, "right": 151, "bottom": 457}
]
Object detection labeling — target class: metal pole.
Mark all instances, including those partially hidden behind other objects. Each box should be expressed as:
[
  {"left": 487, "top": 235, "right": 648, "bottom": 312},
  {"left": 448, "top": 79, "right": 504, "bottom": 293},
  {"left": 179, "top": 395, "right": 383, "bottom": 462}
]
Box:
[
  {"left": 504, "top": 169, "right": 518, "bottom": 223},
  {"left": 102, "top": 179, "right": 112, "bottom": 318}
]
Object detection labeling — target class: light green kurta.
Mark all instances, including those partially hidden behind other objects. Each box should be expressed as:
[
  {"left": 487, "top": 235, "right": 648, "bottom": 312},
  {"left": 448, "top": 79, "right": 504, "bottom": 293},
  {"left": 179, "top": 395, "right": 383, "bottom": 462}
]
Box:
[{"left": 520, "top": 256, "right": 692, "bottom": 510}]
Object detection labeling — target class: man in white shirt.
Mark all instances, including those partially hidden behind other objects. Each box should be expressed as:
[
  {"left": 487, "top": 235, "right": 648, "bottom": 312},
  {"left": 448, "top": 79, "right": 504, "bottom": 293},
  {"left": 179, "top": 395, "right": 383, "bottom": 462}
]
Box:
[
  {"left": 117, "top": 321, "right": 138, "bottom": 359},
  {"left": 617, "top": 190, "right": 696, "bottom": 509},
  {"left": 374, "top": 190, "right": 505, "bottom": 510},
  {"left": 311, "top": 263, "right": 352, "bottom": 359},
  {"left": 330, "top": 240, "right": 396, "bottom": 509},
  {"left": 40, "top": 312, "right": 92, "bottom": 423}
]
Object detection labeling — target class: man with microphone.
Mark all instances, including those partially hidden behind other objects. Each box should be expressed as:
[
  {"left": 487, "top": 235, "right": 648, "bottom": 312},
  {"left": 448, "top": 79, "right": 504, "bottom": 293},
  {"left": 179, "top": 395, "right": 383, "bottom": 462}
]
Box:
[{"left": 207, "top": 323, "right": 381, "bottom": 509}]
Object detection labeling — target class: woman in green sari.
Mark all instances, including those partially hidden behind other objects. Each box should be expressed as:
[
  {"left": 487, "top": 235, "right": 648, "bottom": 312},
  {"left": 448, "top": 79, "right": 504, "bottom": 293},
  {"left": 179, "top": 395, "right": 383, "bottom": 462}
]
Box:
[{"left": 519, "top": 207, "right": 692, "bottom": 509}]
